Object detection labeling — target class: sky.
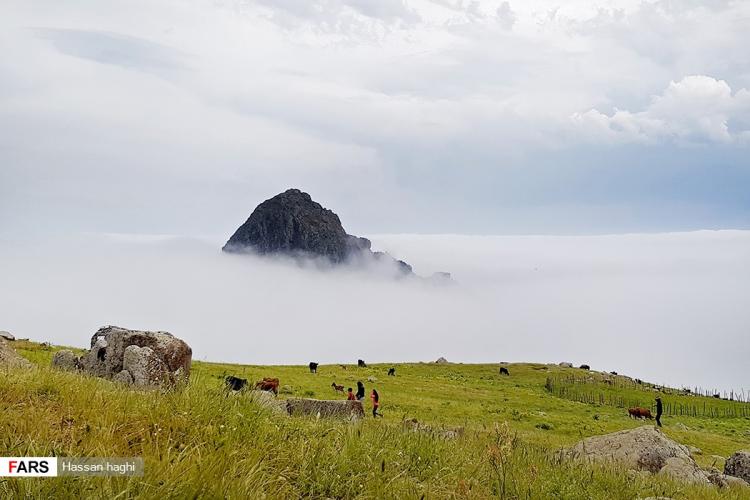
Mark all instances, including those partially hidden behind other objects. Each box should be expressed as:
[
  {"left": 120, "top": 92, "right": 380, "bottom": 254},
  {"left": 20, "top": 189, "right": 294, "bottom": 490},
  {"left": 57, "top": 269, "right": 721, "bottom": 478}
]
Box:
[{"left": 1, "top": 0, "right": 749, "bottom": 236}]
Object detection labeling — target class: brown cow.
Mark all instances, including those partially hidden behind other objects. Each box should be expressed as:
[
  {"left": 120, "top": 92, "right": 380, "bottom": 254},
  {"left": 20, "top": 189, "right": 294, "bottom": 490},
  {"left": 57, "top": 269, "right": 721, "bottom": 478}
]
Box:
[
  {"left": 628, "top": 407, "right": 653, "bottom": 419},
  {"left": 331, "top": 382, "right": 344, "bottom": 392},
  {"left": 255, "top": 377, "right": 279, "bottom": 395}
]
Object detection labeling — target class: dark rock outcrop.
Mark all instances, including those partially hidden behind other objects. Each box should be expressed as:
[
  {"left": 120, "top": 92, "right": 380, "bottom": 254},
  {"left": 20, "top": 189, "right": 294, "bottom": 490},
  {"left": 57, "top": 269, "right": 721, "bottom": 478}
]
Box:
[
  {"left": 725, "top": 451, "right": 750, "bottom": 484},
  {"left": 223, "top": 189, "right": 416, "bottom": 275}
]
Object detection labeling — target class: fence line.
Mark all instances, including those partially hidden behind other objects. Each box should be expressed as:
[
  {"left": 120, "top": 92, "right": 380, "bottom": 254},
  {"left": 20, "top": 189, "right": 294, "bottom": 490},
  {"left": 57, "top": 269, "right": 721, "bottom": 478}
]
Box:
[{"left": 544, "top": 376, "right": 750, "bottom": 419}]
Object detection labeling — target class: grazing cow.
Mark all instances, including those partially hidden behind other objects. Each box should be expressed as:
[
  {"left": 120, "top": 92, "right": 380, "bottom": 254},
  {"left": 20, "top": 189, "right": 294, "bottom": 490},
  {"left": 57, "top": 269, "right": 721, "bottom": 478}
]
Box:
[
  {"left": 255, "top": 377, "right": 279, "bottom": 395},
  {"left": 628, "top": 407, "right": 653, "bottom": 419},
  {"left": 713, "top": 394, "right": 721, "bottom": 399},
  {"left": 579, "top": 364, "right": 590, "bottom": 370},
  {"left": 309, "top": 362, "right": 318, "bottom": 374},
  {"left": 499, "top": 367, "right": 510, "bottom": 376},
  {"left": 225, "top": 376, "right": 248, "bottom": 391},
  {"left": 358, "top": 359, "right": 367, "bottom": 368},
  {"left": 635, "top": 378, "right": 643, "bottom": 385},
  {"left": 610, "top": 371, "right": 618, "bottom": 376},
  {"left": 331, "top": 382, "right": 344, "bottom": 392},
  {"left": 387, "top": 368, "right": 395, "bottom": 376}
]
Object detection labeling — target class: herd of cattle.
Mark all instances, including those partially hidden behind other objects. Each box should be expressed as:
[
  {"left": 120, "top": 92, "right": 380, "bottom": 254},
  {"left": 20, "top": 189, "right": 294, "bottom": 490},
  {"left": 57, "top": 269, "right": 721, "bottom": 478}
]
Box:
[
  {"left": 225, "top": 375, "right": 279, "bottom": 394},
  {"left": 224, "top": 362, "right": 661, "bottom": 422},
  {"left": 223, "top": 361, "right": 512, "bottom": 398}
]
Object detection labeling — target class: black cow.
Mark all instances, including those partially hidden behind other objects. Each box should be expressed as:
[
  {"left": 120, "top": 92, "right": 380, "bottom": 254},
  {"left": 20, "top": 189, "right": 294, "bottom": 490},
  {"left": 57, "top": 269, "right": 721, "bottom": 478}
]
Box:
[
  {"left": 387, "top": 368, "right": 395, "bottom": 376},
  {"left": 609, "top": 371, "right": 618, "bottom": 375},
  {"left": 499, "top": 367, "right": 510, "bottom": 376},
  {"left": 579, "top": 364, "right": 590, "bottom": 370},
  {"left": 309, "top": 362, "right": 318, "bottom": 374},
  {"left": 225, "top": 376, "right": 248, "bottom": 391},
  {"left": 358, "top": 359, "right": 367, "bottom": 368}
]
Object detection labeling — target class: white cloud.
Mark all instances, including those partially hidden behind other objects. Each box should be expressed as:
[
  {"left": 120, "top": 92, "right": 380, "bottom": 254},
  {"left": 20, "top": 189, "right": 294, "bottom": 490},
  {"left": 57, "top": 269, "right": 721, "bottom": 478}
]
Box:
[{"left": 572, "top": 75, "right": 750, "bottom": 144}]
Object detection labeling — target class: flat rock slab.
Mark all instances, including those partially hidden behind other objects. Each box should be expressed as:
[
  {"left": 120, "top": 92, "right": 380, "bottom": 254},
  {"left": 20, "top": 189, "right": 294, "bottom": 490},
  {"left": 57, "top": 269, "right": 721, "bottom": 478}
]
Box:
[{"left": 285, "top": 398, "right": 364, "bottom": 420}]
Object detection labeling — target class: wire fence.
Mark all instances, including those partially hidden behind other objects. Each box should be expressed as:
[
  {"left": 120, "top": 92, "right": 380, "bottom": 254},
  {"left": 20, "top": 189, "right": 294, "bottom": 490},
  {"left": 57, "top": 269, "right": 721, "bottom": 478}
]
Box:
[{"left": 544, "top": 375, "right": 750, "bottom": 419}]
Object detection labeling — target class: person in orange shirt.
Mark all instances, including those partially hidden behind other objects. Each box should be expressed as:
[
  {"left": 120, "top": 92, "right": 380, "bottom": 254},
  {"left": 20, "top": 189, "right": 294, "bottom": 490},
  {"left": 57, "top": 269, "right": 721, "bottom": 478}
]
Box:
[
  {"left": 346, "top": 387, "right": 356, "bottom": 400},
  {"left": 370, "top": 389, "right": 381, "bottom": 417}
]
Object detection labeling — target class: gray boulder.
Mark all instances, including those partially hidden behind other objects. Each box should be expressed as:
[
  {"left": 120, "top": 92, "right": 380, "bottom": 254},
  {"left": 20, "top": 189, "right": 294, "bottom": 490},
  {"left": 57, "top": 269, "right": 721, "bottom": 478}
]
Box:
[
  {"left": 559, "top": 362, "right": 573, "bottom": 368},
  {"left": 79, "top": 326, "right": 192, "bottom": 387},
  {"left": 0, "top": 339, "right": 31, "bottom": 369},
  {"left": 725, "top": 451, "right": 750, "bottom": 484},
  {"left": 435, "top": 357, "right": 449, "bottom": 364},
  {"left": 123, "top": 345, "right": 170, "bottom": 386},
  {"left": 112, "top": 370, "right": 134, "bottom": 385},
  {"left": 0, "top": 331, "right": 15, "bottom": 341},
  {"left": 568, "top": 426, "right": 709, "bottom": 485},
  {"left": 706, "top": 467, "right": 750, "bottom": 489},
  {"left": 51, "top": 350, "right": 80, "bottom": 371}
]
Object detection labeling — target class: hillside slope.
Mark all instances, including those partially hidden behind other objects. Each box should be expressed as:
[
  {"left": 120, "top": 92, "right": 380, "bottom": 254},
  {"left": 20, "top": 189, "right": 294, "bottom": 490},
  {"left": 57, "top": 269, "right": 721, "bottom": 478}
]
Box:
[{"left": 2, "top": 341, "right": 749, "bottom": 499}]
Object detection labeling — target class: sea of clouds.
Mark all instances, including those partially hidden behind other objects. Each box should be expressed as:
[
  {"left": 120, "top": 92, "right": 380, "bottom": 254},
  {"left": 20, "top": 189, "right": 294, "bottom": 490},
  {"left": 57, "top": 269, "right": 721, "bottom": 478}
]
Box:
[{"left": 0, "top": 230, "right": 747, "bottom": 394}]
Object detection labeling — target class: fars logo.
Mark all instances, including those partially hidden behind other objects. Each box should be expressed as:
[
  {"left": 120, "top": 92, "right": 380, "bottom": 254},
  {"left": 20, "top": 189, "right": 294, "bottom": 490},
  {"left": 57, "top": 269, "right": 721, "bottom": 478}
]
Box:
[{"left": 0, "top": 458, "right": 58, "bottom": 477}]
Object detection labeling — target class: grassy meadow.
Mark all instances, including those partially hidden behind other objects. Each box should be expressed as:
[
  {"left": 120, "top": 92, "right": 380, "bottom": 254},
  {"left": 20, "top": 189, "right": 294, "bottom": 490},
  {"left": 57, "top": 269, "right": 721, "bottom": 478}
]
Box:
[{"left": 1, "top": 340, "right": 749, "bottom": 499}]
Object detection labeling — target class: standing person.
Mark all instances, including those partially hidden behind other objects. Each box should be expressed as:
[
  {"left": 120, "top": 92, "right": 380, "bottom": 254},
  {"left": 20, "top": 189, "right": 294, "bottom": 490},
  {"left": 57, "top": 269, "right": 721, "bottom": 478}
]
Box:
[
  {"left": 371, "top": 389, "right": 381, "bottom": 418},
  {"left": 655, "top": 397, "right": 663, "bottom": 427},
  {"left": 356, "top": 381, "right": 365, "bottom": 401},
  {"left": 346, "top": 387, "right": 356, "bottom": 401}
]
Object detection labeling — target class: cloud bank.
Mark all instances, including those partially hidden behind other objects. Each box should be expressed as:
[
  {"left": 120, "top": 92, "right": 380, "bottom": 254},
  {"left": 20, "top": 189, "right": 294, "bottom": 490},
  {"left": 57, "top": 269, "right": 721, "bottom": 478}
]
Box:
[{"left": 1, "top": 231, "right": 747, "bottom": 394}]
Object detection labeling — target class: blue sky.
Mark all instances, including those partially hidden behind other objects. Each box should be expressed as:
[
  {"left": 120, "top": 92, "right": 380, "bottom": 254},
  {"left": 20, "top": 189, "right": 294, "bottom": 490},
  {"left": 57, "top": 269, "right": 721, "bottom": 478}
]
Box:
[{"left": 1, "top": 0, "right": 748, "bottom": 236}]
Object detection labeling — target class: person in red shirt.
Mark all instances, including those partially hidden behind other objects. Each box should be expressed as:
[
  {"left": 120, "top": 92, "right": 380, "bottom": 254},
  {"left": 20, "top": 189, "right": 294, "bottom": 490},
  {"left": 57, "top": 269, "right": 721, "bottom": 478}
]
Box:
[
  {"left": 370, "top": 389, "right": 381, "bottom": 417},
  {"left": 346, "top": 387, "right": 356, "bottom": 400}
]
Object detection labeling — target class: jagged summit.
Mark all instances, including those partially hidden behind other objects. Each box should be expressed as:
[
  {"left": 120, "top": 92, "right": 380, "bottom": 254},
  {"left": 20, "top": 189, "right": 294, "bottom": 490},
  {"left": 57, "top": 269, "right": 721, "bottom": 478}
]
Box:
[{"left": 222, "top": 189, "right": 416, "bottom": 275}]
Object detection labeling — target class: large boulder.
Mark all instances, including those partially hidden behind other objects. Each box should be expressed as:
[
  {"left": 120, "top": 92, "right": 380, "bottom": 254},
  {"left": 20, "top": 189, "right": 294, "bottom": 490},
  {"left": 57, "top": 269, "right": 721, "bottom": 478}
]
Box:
[
  {"left": 0, "top": 331, "right": 15, "bottom": 341},
  {"left": 435, "top": 357, "right": 449, "bottom": 364},
  {"left": 285, "top": 398, "right": 364, "bottom": 420},
  {"left": 51, "top": 350, "right": 80, "bottom": 371},
  {"left": 77, "top": 326, "right": 191, "bottom": 387},
  {"left": 568, "top": 426, "right": 709, "bottom": 485},
  {"left": 122, "top": 345, "right": 170, "bottom": 386},
  {"left": 222, "top": 189, "right": 415, "bottom": 276},
  {"left": 725, "top": 451, "right": 750, "bottom": 484},
  {"left": 0, "top": 339, "right": 31, "bottom": 369}
]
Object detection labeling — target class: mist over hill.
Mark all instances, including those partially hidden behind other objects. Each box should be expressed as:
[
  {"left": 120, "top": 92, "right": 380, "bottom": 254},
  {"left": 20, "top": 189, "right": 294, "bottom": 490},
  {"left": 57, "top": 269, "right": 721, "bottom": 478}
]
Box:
[{"left": 0, "top": 230, "right": 747, "bottom": 394}]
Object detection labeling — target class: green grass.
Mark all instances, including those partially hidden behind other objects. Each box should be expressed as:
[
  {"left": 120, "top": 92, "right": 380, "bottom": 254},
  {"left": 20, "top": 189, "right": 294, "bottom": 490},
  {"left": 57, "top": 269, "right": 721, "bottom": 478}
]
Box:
[{"left": 1, "top": 341, "right": 749, "bottom": 499}]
